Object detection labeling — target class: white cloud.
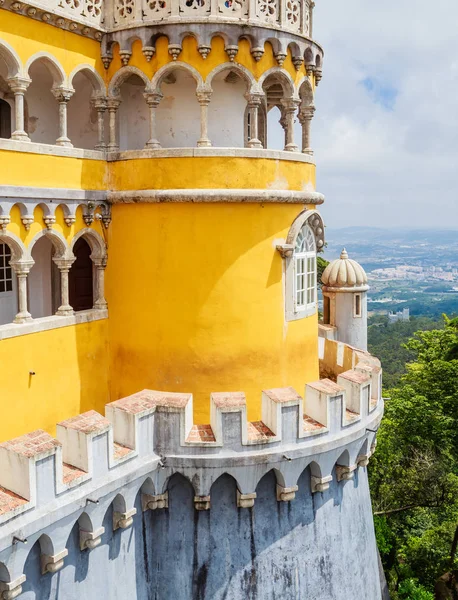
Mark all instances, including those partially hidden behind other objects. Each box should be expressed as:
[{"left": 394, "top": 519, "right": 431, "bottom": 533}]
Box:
[{"left": 312, "top": 0, "right": 458, "bottom": 229}]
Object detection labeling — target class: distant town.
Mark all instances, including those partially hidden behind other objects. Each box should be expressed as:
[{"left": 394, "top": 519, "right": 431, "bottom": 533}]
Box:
[{"left": 323, "top": 227, "right": 458, "bottom": 318}]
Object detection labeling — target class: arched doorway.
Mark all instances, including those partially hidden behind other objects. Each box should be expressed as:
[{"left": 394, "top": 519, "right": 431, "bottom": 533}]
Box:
[
  {"left": 0, "top": 98, "right": 11, "bottom": 139},
  {"left": 29, "top": 236, "right": 58, "bottom": 318},
  {"left": 69, "top": 238, "right": 93, "bottom": 311}
]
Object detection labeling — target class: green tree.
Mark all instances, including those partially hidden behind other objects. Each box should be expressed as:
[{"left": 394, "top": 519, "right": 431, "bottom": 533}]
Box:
[{"left": 369, "top": 316, "right": 458, "bottom": 595}]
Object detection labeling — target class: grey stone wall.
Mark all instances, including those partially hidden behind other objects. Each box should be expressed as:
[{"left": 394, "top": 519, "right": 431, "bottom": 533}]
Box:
[{"left": 20, "top": 466, "right": 381, "bottom": 600}]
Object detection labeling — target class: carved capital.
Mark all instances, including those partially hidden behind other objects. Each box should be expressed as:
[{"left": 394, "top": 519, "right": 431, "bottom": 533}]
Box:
[
  {"left": 52, "top": 87, "right": 74, "bottom": 103},
  {"left": 7, "top": 76, "right": 31, "bottom": 94},
  {"left": 298, "top": 105, "right": 316, "bottom": 122},
  {"left": 196, "top": 90, "right": 212, "bottom": 105},
  {"left": 92, "top": 96, "right": 108, "bottom": 112},
  {"left": 281, "top": 98, "right": 300, "bottom": 114},
  {"left": 143, "top": 91, "right": 163, "bottom": 107},
  {"left": 107, "top": 97, "right": 121, "bottom": 111},
  {"left": 244, "top": 92, "right": 264, "bottom": 107}
]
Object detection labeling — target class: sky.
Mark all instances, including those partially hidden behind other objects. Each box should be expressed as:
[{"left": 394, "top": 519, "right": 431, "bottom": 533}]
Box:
[{"left": 312, "top": 0, "right": 458, "bottom": 229}]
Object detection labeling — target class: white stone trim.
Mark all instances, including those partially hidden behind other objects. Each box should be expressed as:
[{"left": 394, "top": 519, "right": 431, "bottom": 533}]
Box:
[
  {"left": 0, "top": 185, "right": 107, "bottom": 202},
  {"left": 0, "top": 39, "right": 22, "bottom": 79},
  {"left": 107, "top": 146, "right": 316, "bottom": 162},
  {"left": 0, "top": 309, "right": 108, "bottom": 341},
  {"left": 108, "top": 188, "right": 324, "bottom": 204},
  {"left": 0, "top": 138, "right": 105, "bottom": 159}
]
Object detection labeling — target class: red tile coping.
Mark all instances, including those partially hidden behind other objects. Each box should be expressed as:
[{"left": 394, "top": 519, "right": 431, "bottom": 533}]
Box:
[
  {"left": 108, "top": 390, "right": 191, "bottom": 414},
  {"left": 345, "top": 409, "right": 360, "bottom": 423},
  {"left": 263, "top": 387, "right": 302, "bottom": 404},
  {"left": 211, "top": 392, "right": 246, "bottom": 410},
  {"left": 63, "top": 462, "right": 87, "bottom": 484},
  {"left": 113, "top": 442, "right": 133, "bottom": 459},
  {"left": 0, "top": 430, "right": 61, "bottom": 458},
  {"left": 186, "top": 425, "right": 216, "bottom": 444},
  {"left": 58, "top": 410, "right": 110, "bottom": 434},
  {"left": 247, "top": 421, "right": 275, "bottom": 441},
  {"left": 303, "top": 415, "right": 326, "bottom": 432},
  {"left": 339, "top": 371, "right": 371, "bottom": 384},
  {"left": 0, "top": 486, "right": 27, "bottom": 515},
  {"left": 308, "top": 379, "right": 344, "bottom": 395}
]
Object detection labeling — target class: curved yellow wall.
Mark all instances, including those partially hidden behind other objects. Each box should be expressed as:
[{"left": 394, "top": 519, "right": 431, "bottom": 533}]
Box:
[
  {"left": 106, "top": 202, "right": 319, "bottom": 423},
  {"left": 109, "top": 156, "right": 316, "bottom": 192}
]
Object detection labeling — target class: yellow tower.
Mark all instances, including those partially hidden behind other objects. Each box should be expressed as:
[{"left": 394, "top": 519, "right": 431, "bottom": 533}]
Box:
[{"left": 0, "top": 0, "right": 324, "bottom": 434}]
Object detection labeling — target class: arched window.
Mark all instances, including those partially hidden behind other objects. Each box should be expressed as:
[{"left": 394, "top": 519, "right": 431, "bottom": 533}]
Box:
[
  {"left": 0, "top": 242, "right": 17, "bottom": 325},
  {"left": 293, "top": 225, "right": 316, "bottom": 312}
]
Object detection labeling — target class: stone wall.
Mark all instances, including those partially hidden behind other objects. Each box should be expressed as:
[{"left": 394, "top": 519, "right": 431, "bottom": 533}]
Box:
[{"left": 19, "top": 467, "right": 381, "bottom": 600}]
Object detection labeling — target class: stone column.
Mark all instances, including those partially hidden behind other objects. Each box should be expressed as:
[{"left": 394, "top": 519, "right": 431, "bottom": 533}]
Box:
[
  {"left": 245, "top": 93, "right": 263, "bottom": 149},
  {"left": 54, "top": 258, "right": 75, "bottom": 316},
  {"left": 143, "top": 92, "right": 163, "bottom": 149},
  {"left": 93, "top": 97, "right": 108, "bottom": 150},
  {"left": 281, "top": 98, "right": 300, "bottom": 152},
  {"left": 93, "top": 258, "right": 107, "bottom": 309},
  {"left": 52, "top": 88, "right": 74, "bottom": 147},
  {"left": 11, "top": 262, "right": 33, "bottom": 323},
  {"left": 7, "top": 77, "right": 31, "bottom": 142},
  {"left": 107, "top": 98, "right": 121, "bottom": 151},
  {"left": 298, "top": 105, "right": 315, "bottom": 155},
  {"left": 197, "top": 90, "right": 212, "bottom": 148}
]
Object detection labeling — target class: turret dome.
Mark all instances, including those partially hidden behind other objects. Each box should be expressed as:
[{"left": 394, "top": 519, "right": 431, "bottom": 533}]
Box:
[{"left": 321, "top": 249, "right": 369, "bottom": 291}]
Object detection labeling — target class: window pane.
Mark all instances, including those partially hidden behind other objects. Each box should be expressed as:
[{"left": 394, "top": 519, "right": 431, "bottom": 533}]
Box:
[{"left": 6, "top": 281, "right": 12, "bottom": 292}]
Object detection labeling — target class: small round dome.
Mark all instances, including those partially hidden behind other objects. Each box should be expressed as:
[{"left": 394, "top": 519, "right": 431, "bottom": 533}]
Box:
[{"left": 321, "top": 249, "right": 368, "bottom": 290}]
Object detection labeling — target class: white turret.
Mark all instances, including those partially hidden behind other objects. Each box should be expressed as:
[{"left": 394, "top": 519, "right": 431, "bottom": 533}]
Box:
[{"left": 321, "top": 249, "right": 369, "bottom": 351}]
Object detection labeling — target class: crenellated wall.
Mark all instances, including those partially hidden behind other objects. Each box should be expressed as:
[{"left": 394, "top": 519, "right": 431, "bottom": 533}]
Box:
[{"left": 0, "top": 340, "right": 383, "bottom": 599}]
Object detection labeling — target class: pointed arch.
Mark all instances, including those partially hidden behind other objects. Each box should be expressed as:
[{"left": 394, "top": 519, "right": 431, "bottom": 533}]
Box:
[
  {"left": 0, "top": 231, "right": 27, "bottom": 263},
  {"left": 206, "top": 62, "right": 258, "bottom": 93},
  {"left": 70, "top": 228, "right": 106, "bottom": 261},
  {"left": 258, "top": 67, "right": 296, "bottom": 98},
  {"left": 108, "top": 66, "right": 150, "bottom": 97},
  {"left": 25, "top": 52, "right": 66, "bottom": 87},
  {"left": 68, "top": 64, "right": 106, "bottom": 96},
  {"left": 0, "top": 39, "right": 22, "bottom": 79},
  {"left": 151, "top": 61, "right": 204, "bottom": 94},
  {"left": 27, "top": 229, "right": 69, "bottom": 261}
]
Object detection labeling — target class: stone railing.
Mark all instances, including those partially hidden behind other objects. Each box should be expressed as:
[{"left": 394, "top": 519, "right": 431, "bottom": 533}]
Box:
[
  {"left": 105, "top": 0, "right": 313, "bottom": 35},
  {"left": 1, "top": 0, "right": 104, "bottom": 35},
  {"left": 1, "top": 0, "right": 314, "bottom": 36}
]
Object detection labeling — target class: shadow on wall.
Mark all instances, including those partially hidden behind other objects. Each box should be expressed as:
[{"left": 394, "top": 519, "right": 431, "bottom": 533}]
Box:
[{"left": 21, "top": 466, "right": 381, "bottom": 600}]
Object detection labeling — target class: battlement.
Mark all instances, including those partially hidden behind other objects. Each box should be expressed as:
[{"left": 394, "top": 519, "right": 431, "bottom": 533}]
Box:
[{"left": 0, "top": 339, "right": 382, "bottom": 591}]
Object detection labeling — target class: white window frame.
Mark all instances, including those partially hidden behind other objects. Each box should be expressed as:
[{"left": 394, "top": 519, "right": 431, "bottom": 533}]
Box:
[
  {"left": 284, "top": 224, "right": 317, "bottom": 321},
  {"left": 0, "top": 242, "right": 14, "bottom": 297}
]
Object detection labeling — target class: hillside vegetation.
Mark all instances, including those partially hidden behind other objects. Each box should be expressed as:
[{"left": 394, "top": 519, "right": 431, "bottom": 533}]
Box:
[{"left": 368, "top": 316, "right": 458, "bottom": 599}]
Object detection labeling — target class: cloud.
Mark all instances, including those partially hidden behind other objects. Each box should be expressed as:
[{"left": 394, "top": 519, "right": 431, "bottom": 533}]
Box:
[{"left": 312, "top": 0, "right": 458, "bottom": 229}]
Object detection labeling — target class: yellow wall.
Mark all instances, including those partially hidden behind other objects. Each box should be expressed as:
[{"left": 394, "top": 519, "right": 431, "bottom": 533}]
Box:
[
  {"left": 0, "top": 150, "right": 106, "bottom": 191},
  {"left": 109, "top": 156, "right": 315, "bottom": 192},
  {"left": 0, "top": 10, "right": 104, "bottom": 76},
  {"left": 106, "top": 202, "right": 319, "bottom": 423},
  {"left": 0, "top": 319, "right": 110, "bottom": 441}
]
